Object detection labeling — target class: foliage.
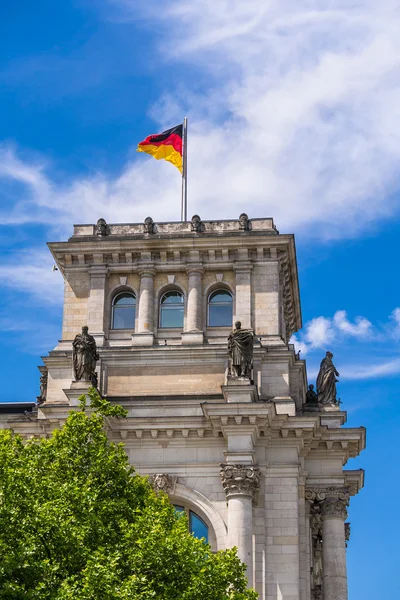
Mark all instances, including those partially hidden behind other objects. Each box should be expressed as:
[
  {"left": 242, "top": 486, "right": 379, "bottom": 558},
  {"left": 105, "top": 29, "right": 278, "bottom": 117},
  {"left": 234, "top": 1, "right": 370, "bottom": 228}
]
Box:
[{"left": 0, "top": 388, "right": 257, "bottom": 599}]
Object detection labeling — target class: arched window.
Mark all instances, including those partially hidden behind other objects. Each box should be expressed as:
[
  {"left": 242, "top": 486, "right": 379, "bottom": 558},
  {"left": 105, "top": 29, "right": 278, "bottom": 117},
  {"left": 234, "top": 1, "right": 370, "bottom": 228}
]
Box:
[
  {"left": 112, "top": 292, "right": 136, "bottom": 329},
  {"left": 160, "top": 291, "right": 184, "bottom": 328},
  {"left": 174, "top": 505, "right": 209, "bottom": 542},
  {"left": 208, "top": 289, "right": 233, "bottom": 327}
]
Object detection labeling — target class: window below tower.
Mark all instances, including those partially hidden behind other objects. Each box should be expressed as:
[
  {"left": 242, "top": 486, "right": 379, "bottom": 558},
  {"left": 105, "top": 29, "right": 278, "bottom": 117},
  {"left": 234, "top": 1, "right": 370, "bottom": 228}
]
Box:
[
  {"left": 174, "top": 505, "right": 209, "bottom": 542},
  {"left": 208, "top": 289, "right": 233, "bottom": 327},
  {"left": 160, "top": 291, "right": 184, "bottom": 328},
  {"left": 111, "top": 292, "right": 136, "bottom": 329}
]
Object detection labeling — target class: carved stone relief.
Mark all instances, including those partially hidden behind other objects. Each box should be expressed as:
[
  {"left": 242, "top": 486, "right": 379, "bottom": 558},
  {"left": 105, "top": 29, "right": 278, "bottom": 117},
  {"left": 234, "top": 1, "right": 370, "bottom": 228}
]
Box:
[
  {"left": 220, "top": 464, "right": 260, "bottom": 500},
  {"left": 150, "top": 473, "right": 177, "bottom": 494}
]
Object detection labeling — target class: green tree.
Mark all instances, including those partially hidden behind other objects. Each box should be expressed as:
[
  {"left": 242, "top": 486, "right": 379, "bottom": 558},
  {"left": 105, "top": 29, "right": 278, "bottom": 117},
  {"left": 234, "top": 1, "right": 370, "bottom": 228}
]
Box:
[{"left": 0, "top": 389, "right": 257, "bottom": 600}]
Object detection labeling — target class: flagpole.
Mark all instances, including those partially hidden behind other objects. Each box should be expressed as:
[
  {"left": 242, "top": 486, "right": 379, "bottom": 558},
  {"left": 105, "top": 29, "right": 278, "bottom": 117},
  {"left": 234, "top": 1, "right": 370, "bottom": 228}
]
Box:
[{"left": 181, "top": 117, "right": 188, "bottom": 221}]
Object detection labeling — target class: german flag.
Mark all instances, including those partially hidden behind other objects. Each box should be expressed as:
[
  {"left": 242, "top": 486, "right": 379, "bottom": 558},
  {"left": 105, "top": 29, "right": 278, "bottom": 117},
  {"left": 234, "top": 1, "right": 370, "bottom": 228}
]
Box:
[{"left": 137, "top": 124, "right": 183, "bottom": 173}]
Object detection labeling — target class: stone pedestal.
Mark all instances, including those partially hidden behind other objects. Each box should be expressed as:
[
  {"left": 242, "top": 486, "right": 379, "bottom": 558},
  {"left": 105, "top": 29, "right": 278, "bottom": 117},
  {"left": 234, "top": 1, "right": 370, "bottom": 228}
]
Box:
[
  {"left": 220, "top": 463, "right": 260, "bottom": 585},
  {"left": 64, "top": 381, "right": 92, "bottom": 406},
  {"left": 222, "top": 380, "right": 258, "bottom": 403},
  {"left": 272, "top": 396, "right": 296, "bottom": 415}
]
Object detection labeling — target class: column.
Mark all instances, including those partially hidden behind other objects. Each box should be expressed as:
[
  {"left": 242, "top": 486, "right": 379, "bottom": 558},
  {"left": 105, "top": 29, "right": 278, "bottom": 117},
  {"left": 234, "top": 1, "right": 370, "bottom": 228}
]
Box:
[
  {"left": 132, "top": 269, "right": 155, "bottom": 346},
  {"left": 220, "top": 464, "right": 260, "bottom": 585},
  {"left": 182, "top": 268, "right": 204, "bottom": 344},
  {"left": 306, "top": 487, "right": 349, "bottom": 600},
  {"left": 320, "top": 489, "right": 349, "bottom": 600},
  {"left": 87, "top": 266, "right": 107, "bottom": 346}
]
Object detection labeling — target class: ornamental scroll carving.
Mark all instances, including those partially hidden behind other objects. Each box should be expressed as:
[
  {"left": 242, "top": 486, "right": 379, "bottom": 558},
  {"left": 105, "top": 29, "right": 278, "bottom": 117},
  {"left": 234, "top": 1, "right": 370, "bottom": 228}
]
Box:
[
  {"left": 220, "top": 464, "right": 260, "bottom": 500},
  {"left": 306, "top": 487, "right": 350, "bottom": 521},
  {"left": 149, "top": 473, "right": 177, "bottom": 494}
]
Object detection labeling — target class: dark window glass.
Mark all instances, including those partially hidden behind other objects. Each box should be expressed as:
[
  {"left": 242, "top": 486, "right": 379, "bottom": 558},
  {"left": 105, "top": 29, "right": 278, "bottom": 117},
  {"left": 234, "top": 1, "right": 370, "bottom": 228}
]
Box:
[
  {"left": 208, "top": 290, "right": 233, "bottom": 327},
  {"left": 189, "top": 511, "right": 209, "bottom": 542},
  {"left": 173, "top": 506, "right": 209, "bottom": 542},
  {"left": 112, "top": 292, "right": 136, "bottom": 329},
  {"left": 160, "top": 291, "right": 184, "bottom": 328}
]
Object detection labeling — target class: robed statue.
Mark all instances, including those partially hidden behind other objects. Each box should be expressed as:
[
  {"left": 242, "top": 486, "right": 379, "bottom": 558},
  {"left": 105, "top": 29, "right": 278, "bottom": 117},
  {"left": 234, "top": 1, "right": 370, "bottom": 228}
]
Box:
[
  {"left": 316, "top": 351, "right": 339, "bottom": 405},
  {"left": 72, "top": 326, "right": 99, "bottom": 385},
  {"left": 228, "top": 321, "right": 254, "bottom": 379}
]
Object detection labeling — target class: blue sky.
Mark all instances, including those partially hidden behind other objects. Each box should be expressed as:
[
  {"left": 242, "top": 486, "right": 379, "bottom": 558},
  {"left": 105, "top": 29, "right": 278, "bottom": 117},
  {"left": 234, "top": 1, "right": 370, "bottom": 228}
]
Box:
[{"left": 1, "top": 1, "right": 400, "bottom": 597}]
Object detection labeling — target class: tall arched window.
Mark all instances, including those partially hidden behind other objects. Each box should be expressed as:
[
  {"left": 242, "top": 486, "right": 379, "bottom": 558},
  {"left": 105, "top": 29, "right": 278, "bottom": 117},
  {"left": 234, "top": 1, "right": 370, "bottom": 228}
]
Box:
[
  {"left": 174, "top": 505, "right": 209, "bottom": 542},
  {"left": 208, "top": 289, "right": 233, "bottom": 327},
  {"left": 112, "top": 292, "right": 136, "bottom": 329},
  {"left": 160, "top": 291, "right": 184, "bottom": 328}
]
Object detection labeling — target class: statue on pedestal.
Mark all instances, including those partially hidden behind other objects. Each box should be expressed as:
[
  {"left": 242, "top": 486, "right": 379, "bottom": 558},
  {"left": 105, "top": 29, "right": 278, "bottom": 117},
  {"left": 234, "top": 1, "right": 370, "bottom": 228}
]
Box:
[
  {"left": 316, "top": 351, "right": 339, "bottom": 405},
  {"left": 228, "top": 321, "right": 253, "bottom": 379},
  {"left": 238, "top": 213, "right": 250, "bottom": 231},
  {"left": 72, "top": 326, "right": 99, "bottom": 385},
  {"left": 144, "top": 216, "right": 155, "bottom": 234},
  {"left": 96, "top": 218, "right": 110, "bottom": 236},
  {"left": 306, "top": 384, "right": 318, "bottom": 405},
  {"left": 191, "top": 214, "right": 203, "bottom": 232},
  {"left": 37, "top": 370, "right": 48, "bottom": 405}
]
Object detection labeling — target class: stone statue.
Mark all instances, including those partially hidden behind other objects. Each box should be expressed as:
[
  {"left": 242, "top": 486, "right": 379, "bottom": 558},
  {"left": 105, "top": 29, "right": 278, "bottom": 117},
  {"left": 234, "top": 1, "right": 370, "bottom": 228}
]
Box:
[
  {"left": 96, "top": 218, "right": 110, "bottom": 236},
  {"left": 238, "top": 212, "right": 250, "bottom": 231},
  {"left": 306, "top": 384, "right": 318, "bottom": 405},
  {"left": 144, "top": 216, "right": 155, "bottom": 234},
  {"left": 228, "top": 321, "right": 254, "bottom": 379},
  {"left": 316, "top": 351, "right": 339, "bottom": 405},
  {"left": 37, "top": 370, "right": 48, "bottom": 405},
  {"left": 191, "top": 214, "right": 203, "bottom": 232},
  {"left": 72, "top": 326, "right": 99, "bottom": 385}
]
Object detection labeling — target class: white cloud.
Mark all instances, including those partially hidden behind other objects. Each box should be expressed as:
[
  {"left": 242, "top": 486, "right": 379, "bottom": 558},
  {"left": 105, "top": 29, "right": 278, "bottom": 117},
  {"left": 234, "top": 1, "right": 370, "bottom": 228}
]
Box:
[
  {"left": 2, "top": 1, "right": 400, "bottom": 237},
  {"left": 390, "top": 307, "right": 400, "bottom": 338},
  {"left": 333, "top": 310, "right": 372, "bottom": 337},
  {"left": 291, "top": 307, "right": 400, "bottom": 380},
  {"left": 304, "top": 316, "right": 336, "bottom": 348},
  {"left": 340, "top": 357, "right": 400, "bottom": 380},
  {"left": 0, "top": 249, "right": 64, "bottom": 305}
]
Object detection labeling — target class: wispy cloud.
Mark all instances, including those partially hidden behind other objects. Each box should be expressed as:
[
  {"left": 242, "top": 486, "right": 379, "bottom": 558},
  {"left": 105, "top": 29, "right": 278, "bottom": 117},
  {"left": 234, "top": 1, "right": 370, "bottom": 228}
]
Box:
[
  {"left": 2, "top": 1, "right": 400, "bottom": 238},
  {"left": 0, "top": 249, "right": 64, "bottom": 305},
  {"left": 292, "top": 308, "right": 400, "bottom": 381}
]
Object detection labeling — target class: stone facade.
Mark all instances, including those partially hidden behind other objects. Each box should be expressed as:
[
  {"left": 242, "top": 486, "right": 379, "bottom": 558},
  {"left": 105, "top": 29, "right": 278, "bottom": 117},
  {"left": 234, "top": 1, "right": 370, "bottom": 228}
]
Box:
[{"left": 0, "top": 216, "right": 365, "bottom": 600}]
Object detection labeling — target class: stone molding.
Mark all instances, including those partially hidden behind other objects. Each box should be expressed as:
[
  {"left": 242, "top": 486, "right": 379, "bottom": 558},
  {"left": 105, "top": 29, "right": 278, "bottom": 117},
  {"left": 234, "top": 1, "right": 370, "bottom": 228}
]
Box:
[
  {"left": 220, "top": 463, "right": 261, "bottom": 500},
  {"left": 306, "top": 487, "right": 350, "bottom": 520},
  {"left": 149, "top": 473, "right": 177, "bottom": 495}
]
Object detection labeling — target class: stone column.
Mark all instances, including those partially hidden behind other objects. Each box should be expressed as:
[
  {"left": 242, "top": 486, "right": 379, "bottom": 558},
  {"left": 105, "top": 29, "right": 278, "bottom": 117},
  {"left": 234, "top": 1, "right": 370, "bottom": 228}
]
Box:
[
  {"left": 220, "top": 464, "right": 260, "bottom": 584},
  {"left": 133, "top": 269, "right": 155, "bottom": 346},
  {"left": 307, "top": 488, "right": 349, "bottom": 600},
  {"left": 182, "top": 268, "right": 204, "bottom": 344}
]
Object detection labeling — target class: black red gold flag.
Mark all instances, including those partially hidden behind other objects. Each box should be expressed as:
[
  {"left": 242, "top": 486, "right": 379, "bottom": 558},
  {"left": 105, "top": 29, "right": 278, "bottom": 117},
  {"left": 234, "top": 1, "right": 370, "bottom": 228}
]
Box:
[{"left": 137, "top": 124, "right": 183, "bottom": 173}]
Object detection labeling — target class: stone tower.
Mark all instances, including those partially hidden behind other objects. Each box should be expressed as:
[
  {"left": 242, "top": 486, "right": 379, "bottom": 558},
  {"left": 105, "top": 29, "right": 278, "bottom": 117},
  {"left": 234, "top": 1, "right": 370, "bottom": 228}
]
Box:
[{"left": 0, "top": 215, "right": 365, "bottom": 600}]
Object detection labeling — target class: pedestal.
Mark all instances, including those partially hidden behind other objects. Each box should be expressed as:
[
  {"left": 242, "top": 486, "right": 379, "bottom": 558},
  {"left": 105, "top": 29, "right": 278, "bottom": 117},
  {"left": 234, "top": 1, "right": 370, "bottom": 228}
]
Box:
[
  {"left": 222, "top": 380, "right": 258, "bottom": 403},
  {"left": 64, "top": 381, "right": 92, "bottom": 406}
]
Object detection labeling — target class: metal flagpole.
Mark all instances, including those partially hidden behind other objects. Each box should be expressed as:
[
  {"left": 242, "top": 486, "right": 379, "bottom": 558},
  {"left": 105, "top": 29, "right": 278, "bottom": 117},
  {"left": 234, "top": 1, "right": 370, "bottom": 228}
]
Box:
[{"left": 181, "top": 117, "right": 188, "bottom": 221}]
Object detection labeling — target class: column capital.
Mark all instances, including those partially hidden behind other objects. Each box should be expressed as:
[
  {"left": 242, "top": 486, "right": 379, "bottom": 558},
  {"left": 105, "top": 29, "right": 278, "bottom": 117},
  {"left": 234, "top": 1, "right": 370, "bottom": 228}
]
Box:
[
  {"left": 139, "top": 268, "right": 155, "bottom": 278},
  {"left": 186, "top": 265, "right": 204, "bottom": 275},
  {"left": 220, "top": 463, "right": 260, "bottom": 500},
  {"left": 306, "top": 487, "right": 350, "bottom": 520}
]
